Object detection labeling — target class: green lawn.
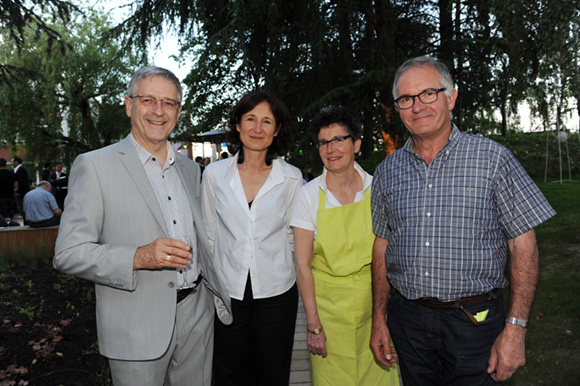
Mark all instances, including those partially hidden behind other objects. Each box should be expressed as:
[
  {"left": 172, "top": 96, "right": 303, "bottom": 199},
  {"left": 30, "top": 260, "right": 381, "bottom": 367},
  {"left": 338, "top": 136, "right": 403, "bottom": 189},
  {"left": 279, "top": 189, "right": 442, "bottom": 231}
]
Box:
[{"left": 505, "top": 180, "right": 580, "bottom": 385}]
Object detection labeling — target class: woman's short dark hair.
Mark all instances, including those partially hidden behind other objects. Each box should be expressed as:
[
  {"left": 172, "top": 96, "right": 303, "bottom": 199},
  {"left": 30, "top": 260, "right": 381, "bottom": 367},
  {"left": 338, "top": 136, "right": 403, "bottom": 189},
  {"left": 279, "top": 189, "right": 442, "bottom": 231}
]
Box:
[
  {"left": 309, "top": 106, "right": 363, "bottom": 142},
  {"left": 226, "top": 90, "right": 292, "bottom": 166}
]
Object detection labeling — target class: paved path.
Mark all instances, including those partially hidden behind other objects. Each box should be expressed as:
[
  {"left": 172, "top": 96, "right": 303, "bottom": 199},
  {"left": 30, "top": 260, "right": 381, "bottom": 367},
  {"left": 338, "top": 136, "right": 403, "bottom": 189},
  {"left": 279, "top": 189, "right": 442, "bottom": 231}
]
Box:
[{"left": 290, "top": 298, "right": 312, "bottom": 385}]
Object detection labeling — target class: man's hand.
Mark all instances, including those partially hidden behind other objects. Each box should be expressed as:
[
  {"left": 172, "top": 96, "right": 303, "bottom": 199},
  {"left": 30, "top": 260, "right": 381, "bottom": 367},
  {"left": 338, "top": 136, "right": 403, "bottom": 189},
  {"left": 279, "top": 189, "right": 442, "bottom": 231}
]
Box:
[
  {"left": 370, "top": 318, "right": 397, "bottom": 367},
  {"left": 133, "top": 238, "right": 192, "bottom": 270},
  {"left": 487, "top": 324, "right": 527, "bottom": 381}
]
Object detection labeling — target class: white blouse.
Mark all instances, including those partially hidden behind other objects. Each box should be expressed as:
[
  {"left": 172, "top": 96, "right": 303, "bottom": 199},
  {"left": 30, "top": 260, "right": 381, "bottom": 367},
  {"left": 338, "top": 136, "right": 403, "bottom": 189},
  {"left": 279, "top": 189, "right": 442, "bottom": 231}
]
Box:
[{"left": 201, "top": 153, "right": 303, "bottom": 300}]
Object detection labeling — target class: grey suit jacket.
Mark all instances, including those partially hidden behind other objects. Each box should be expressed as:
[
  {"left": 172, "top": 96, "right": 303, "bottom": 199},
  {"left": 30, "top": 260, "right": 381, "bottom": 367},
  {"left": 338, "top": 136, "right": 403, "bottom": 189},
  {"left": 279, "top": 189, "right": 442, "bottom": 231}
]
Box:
[{"left": 53, "top": 135, "right": 232, "bottom": 360}]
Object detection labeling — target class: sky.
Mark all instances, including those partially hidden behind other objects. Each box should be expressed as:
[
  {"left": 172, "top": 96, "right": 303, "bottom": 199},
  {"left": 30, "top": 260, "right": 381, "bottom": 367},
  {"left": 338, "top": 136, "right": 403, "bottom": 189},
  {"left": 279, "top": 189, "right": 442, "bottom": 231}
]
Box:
[{"left": 98, "top": 0, "right": 190, "bottom": 82}]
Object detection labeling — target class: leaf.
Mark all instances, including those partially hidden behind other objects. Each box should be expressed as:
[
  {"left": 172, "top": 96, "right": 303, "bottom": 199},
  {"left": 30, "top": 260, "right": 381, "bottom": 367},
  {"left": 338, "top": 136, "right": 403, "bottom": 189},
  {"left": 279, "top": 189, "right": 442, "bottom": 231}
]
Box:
[{"left": 60, "top": 319, "right": 72, "bottom": 326}]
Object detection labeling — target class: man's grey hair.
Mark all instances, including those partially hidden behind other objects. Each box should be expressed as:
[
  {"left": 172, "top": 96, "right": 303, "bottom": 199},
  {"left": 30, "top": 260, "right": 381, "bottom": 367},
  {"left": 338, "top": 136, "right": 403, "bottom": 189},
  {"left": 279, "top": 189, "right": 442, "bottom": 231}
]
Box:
[
  {"left": 38, "top": 181, "right": 51, "bottom": 188},
  {"left": 392, "top": 56, "right": 455, "bottom": 99},
  {"left": 127, "top": 66, "right": 183, "bottom": 103}
]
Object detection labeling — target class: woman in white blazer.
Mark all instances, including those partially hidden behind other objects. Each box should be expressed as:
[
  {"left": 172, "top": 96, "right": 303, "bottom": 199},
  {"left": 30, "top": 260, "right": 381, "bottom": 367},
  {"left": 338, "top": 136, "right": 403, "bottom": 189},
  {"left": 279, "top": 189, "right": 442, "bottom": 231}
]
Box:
[{"left": 201, "top": 90, "right": 303, "bottom": 386}]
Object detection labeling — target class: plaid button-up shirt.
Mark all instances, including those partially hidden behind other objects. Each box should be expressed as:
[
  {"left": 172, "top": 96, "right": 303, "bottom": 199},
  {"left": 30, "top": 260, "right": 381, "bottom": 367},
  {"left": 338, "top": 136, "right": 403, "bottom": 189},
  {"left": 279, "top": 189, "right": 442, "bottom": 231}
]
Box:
[{"left": 371, "top": 124, "right": 555, "bottom": 302}]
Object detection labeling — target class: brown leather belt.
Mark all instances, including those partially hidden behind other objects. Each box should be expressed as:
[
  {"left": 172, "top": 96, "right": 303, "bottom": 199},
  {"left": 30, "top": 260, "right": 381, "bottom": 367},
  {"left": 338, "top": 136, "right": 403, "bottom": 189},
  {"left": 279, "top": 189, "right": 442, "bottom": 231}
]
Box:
[
  {"left": 176, "top": 274, "right": 203, "bottom": 304},
  {"left": 414, "top": 288, "right": 502, "bottom": 326}
]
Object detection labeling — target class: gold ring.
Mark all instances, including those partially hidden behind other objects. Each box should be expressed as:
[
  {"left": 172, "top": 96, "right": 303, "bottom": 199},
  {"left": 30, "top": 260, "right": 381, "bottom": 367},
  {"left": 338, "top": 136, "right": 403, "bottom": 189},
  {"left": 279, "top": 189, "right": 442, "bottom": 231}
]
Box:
[{"left": 166, "top": 255, "right": 171, "bottom": 261}]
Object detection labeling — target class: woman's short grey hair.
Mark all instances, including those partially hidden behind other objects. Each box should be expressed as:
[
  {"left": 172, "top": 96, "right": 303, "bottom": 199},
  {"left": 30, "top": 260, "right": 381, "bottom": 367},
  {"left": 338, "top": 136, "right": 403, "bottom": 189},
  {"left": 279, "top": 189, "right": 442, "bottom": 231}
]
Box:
[
  {"left": 392, "top": 56, "right": 455, "bottom": 99},
  {"left": 127, "top": 66, "right": 183, "bottom": 103}
]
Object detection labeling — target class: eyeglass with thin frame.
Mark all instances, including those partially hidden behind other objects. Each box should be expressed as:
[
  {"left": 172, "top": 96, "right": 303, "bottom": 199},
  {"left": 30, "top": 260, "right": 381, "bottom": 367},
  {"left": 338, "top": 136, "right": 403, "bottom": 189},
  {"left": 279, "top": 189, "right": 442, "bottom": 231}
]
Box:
[
  {"left": 130, "top": 95, "right": 181, "bottom": 110},
  {"left": 317, "top": 134, "right": 352, "bottom": 149},
  {"left": 394, "top": 88, "right": 447, "bottom": 110}
]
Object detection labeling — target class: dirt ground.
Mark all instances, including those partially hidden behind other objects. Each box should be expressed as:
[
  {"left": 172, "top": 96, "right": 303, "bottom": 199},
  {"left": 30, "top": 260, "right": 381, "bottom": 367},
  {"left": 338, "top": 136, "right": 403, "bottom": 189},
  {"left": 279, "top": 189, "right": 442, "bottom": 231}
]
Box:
[{"left": 0, "top": 259, "right": 110, "bottom": 385}]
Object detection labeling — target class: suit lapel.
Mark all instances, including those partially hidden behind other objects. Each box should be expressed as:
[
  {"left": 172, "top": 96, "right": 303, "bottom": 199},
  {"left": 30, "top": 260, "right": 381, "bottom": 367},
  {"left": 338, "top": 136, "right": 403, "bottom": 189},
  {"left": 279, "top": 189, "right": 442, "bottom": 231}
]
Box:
[{"left": 117, "top": 136, "right": 169, "bottom": 236}]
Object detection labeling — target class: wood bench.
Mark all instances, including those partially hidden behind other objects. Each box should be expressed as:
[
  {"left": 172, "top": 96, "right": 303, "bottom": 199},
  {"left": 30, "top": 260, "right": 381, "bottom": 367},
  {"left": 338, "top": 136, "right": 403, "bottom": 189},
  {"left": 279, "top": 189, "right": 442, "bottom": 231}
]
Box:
[{"left": 0, "top": 225, "right": 59, "bottom": 260}]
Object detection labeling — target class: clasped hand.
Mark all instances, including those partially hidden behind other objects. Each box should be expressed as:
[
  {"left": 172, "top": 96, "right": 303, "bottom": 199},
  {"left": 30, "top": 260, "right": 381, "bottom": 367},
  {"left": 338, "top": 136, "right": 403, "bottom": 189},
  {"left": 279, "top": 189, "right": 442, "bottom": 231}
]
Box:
[{"left": 308, "top": 330, "right": 328, "bottom": 358}]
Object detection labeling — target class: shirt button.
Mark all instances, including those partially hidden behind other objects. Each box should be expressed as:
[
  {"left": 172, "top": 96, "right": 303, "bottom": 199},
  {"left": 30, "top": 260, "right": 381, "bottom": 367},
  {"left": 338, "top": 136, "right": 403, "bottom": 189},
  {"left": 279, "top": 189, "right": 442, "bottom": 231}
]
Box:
[
  {"left": 152, "top": 157, "right": 156, "bottom": 162},
  {"left": 173, "top": 220, "right": 177, "bottom": 224},
  {"left": 426, "top": 212, "right": 431, "bottom": 217},
  {"left": 168, "top": 196, "right": 172, "bottom": 200},
  {"left": 428, "top": 184, "right": 433, "bottom": 188},
  {"left": 425, "top": 271, "right": 429, "bottom": 277},
  {"left": 425, "top": 242, "right": 430, "bottom": 246}
]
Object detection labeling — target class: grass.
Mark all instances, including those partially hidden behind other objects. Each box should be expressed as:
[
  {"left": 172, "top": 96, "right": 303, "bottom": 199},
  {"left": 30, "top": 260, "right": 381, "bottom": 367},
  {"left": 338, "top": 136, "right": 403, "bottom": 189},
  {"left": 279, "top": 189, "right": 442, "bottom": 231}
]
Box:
[{"left": 504, "top": 180, "right": 580, "bottom": 385}]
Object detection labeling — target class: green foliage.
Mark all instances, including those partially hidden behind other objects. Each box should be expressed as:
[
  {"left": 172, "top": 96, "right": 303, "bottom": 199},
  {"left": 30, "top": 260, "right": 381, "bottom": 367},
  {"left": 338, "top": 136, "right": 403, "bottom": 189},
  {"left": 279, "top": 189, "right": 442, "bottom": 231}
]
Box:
[
  {"left": 0, "top": 0, "right": 79, "bottom": 85},
  {"left": 489, "top": 132, "right": 580, "bottom": 179},
  {"left": 18, "top": 298, "right": 43, "bottom": 321},
  {"left": 0, "top": 7, "right": 139, "bottom": 167},
  {"left": 504, "top": 181, "right": 580, "bottom": 385}
]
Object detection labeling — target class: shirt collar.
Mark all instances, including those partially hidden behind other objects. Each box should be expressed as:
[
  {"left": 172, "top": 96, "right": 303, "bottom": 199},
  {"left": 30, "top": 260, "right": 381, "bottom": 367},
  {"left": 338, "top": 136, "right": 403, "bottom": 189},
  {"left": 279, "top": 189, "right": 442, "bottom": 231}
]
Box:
[
  {"left": 128, "top": 132, "right": 176, "bottom": 167},
  {"left": 226, "top": 152, "right": 298, "bottom": 182},
  {"left": 403, "top": 123, "right": 462, "bottom": 158},
  {"left": 320, "top": 161, "right": 371, "bottom": 192}
]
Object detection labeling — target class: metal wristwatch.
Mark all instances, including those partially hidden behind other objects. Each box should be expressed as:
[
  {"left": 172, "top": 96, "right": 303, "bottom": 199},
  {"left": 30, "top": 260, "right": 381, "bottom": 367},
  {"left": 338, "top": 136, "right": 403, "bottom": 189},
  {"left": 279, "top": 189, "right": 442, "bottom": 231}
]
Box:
[
  {"left": 505, "top": 317, "right": 529, "bottom": 328},
  {"left": 307, "top": 326, "right": 323, "bottom": 335}
]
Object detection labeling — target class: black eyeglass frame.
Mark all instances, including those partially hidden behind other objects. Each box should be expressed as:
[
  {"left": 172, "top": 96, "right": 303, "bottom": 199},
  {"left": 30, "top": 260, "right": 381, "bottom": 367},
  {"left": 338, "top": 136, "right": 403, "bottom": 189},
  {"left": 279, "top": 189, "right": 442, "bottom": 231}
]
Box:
[
  {"left": 394, "top": 88, "right": 447, "bottom": 110},
  {"left": 316, "top": 134, "right": 353, "bottom": 149}
]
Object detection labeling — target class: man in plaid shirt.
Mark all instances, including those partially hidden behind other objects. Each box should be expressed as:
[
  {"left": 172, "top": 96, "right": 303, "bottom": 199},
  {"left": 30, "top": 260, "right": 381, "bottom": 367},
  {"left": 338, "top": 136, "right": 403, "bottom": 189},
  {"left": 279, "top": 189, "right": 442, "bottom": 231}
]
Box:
[{"left": 370, "top": 56, "right": 555, "bottom": 386}]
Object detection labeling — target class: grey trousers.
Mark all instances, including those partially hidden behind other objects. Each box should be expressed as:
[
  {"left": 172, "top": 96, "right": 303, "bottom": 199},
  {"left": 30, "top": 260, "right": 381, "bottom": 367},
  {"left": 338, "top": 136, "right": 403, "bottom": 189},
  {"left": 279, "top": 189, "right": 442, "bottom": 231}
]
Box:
[{"left": 109, "top": 283, "right": 215, "bottom": 386}]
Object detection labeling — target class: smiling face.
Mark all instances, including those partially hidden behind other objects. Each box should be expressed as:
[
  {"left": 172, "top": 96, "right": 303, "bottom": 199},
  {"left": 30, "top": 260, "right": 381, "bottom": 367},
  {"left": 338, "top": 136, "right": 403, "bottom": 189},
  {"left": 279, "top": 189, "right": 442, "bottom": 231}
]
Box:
[
  {"left": 396, "top": 66, "right": 457, "bottom": 143},
  {"left": 318, "top": 123, "right": 361, "bottom": 174},
  {"left": 236, "top": 101, "right": 278, "bottom": 154},
  {"left": 125, "top": 76, "right": 182, "bottom": 153}
]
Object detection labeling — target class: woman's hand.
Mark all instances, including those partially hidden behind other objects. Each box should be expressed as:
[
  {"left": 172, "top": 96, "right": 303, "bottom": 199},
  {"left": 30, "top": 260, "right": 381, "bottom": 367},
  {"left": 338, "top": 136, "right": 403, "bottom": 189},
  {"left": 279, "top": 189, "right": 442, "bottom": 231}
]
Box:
[{"left": 307, "top": 329, "right": 328, "bottom": 358}]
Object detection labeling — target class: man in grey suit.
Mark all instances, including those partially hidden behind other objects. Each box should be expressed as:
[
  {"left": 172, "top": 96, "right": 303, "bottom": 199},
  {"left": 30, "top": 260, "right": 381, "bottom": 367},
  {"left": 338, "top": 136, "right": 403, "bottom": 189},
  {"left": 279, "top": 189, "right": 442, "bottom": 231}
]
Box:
[{"left": 54, "top": 66, "right": 232, "bottom": 386}]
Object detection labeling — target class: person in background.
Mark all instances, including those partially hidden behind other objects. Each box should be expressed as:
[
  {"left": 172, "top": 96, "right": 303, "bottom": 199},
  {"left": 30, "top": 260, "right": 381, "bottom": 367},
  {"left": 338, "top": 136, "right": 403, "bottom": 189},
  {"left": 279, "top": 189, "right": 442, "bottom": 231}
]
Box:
[
  {"left": 291, "top": 106, "right": 399, "bottom": 385},
  {"left": 201, "top": 90, "right": 303, "bottom": 386},
  {"left": 53, "top": 66, "right": 232, "bottom": 386},
  {"left": 23, "top": 181, "right": 62, "bottom": 228},
  {"left": 195, "top": 156, "right": 205, "bottom": 174},
  {"left": 11, "top": 156, "right": 29, "bottom": 223},
  {"left": 0, "top": 158, "right": 18, "bottom": 226},
  {"left": 41, "top": 162, "right": 52, "bottom": 182},
  {"left": 370, "top": 56, "right": 556, "bottom": 385},
  {"left": 49, "top": 162, "right": 68, "bottom": 210},
  {"left": 220, "top": 151, "right": 229, "bottom": 160}
]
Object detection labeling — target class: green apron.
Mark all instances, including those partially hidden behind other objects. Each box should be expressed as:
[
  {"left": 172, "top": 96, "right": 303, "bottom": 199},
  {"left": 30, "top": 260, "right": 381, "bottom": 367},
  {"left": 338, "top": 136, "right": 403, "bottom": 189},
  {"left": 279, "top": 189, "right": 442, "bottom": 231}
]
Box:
[{"left": 311, "top": 186, "right": 399, "bottom": 386}]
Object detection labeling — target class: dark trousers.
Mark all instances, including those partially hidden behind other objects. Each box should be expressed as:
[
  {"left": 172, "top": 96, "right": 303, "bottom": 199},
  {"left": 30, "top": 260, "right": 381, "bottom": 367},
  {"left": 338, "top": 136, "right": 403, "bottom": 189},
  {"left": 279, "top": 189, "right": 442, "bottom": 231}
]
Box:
[
  {"left": 0, "top": 198, "right": 13, "bottom": 218},
  {"left": 213, "top": 276, "right": 298, "bottom": 386},
  {"left": 388, "top": 289, "right": 504, "bottom": 386},
  {"left": 14, "top": 194, "right": 25, "bottom": 223},
  {"left": 28, "top": 216, "right": 60, "bottom": 228}
]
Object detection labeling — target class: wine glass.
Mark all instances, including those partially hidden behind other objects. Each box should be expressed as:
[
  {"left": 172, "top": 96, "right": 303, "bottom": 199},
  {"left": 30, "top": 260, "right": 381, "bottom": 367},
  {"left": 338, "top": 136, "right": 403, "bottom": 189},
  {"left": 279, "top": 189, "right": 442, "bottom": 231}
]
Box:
[{"left": 175, "top": 235, "right": 196, "bottom": 290}]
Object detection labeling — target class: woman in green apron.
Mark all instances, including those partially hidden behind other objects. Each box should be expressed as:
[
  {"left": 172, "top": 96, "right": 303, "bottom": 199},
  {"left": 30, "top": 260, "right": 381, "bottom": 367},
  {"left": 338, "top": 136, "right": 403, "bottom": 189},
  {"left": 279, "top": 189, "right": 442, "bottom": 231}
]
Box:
[{"left": 291, "top": 106, "right": 399, "bottom": 385}]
